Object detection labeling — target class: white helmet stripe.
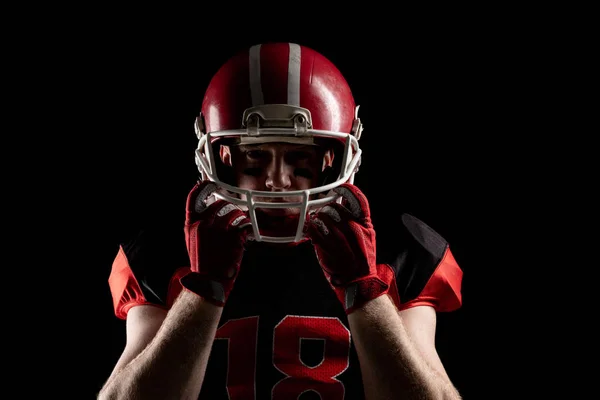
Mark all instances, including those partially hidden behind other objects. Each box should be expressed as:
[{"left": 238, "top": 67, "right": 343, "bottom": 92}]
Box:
[
  {"left": 249, "top": 43, "right": 302, "bottom": 107},
  {"left": 249, "top": 44, "right": 264, "bottom": 105},
  {"left": 287, "top": 43, "right": 301, "bottom": 106}
]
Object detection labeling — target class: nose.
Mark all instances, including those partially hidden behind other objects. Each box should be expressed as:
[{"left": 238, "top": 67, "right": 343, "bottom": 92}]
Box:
[{"left": 265, "top": 158, "right": 292, "bottom": 190}]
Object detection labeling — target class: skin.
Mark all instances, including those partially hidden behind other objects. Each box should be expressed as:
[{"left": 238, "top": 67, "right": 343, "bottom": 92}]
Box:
[
  {"left": 221, "top": 142, "right": 334, "bottom": 210},
  {"left": 98, "top": 142, "right": 462, "bottom": 400}
]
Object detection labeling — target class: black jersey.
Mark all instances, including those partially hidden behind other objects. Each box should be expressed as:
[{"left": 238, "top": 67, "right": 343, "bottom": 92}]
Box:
[{"left": 108, "top": 213, "right": 463, "bottom": 399}]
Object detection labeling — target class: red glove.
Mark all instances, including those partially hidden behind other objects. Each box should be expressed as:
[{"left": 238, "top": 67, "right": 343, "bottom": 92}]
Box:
[
  {"left": 181, "top": 180, "right": 252, "bottom": 307},
  {"left": 306, "top": 183, "right": 393, "bottom": 314}
]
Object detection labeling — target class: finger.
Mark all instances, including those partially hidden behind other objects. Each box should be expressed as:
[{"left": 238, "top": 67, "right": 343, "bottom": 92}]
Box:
[
  {"left": 194, "top": 181, "right": 219, "bottom": 213},
  {"left": 306, "top": 214, "right": 330, "bottom": 237},
  {"left": 319, "top": 205, "right": 342, "bottom": 223},
  {"left": 312, "top": 202, "right": 356, "bottom": 227},
  {"left": 186, "top": 181, "right": 219, "bottom": 216},
  {"left": 333, "top": 183, "right": 370, "bottom": 220},
  {"left": 212, "top": 202, "right": 252, "bottom": 232},
  {"left": 306, "top": 213, "right": 354, "bottom": 277},
  {"left": 307, "top": 208, "right": 351, "bottom": 245},
  {"left": 313, "top": 203, "right": 371, "bottom": 257}
]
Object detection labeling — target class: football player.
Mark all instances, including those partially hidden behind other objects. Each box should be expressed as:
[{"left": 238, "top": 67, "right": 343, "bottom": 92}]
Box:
[{"left": 99, "top": 42, "right": 464, "bottom": 400}]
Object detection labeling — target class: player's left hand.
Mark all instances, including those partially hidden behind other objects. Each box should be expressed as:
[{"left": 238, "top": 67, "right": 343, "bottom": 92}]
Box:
[{"left": 306, "top": 183, "right": 393, "bottom": 314}]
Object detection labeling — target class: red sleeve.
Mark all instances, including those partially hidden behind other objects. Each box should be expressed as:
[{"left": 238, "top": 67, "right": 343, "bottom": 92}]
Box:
[
  {"left": 377, "top": 213, "right": 464, "bottom": 313},
  {"left": 108, "top": 246, "right": 192, "bottom": 319},
  {"left": 108, "top": 246, "right": 164, "bottom": 320},
  {"left": 397, "top": 246, "right": 463, "bottom": 312},
  {"left": 107, "top": 225, "right": 192, "bottom": 320}
]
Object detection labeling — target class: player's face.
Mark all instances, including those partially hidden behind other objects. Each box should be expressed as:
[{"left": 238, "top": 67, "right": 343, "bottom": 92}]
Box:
[{"left": 220, "top": 142, "right": 333, "bottom": 216}]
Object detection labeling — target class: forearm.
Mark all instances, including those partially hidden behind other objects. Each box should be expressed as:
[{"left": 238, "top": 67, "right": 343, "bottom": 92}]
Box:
[
  {"left": 348, "top": 295, "right": 461, "bottom": 400},
  {"left": 99, "top": 289, "right": 222, "bottom": 400}
]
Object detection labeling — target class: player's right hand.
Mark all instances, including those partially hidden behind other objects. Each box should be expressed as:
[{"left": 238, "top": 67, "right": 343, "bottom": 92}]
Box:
[{"left": 180, "top": 180, "right": 252, "bottom": 307}]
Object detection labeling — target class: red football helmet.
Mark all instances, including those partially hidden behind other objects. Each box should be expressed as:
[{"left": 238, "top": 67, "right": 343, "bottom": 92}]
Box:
[{"left": 194, "top": 42, "right": 363, "bottom": 243}]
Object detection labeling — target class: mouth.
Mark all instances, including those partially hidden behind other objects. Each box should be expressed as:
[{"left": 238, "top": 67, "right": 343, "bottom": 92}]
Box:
[
  {"left": 255, "top": 207, "right": 299, "bottom": 217},
  {"left": 253, "top": 197, "right": 304, "bottom": 216}
]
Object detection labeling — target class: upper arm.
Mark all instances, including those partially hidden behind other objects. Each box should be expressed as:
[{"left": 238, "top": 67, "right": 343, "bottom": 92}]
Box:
[
  {"left": 110, "top": 305, "right": 168, "bottom": 375},
  {"left": 399, "top": 305, "right": 450, "bottom": 380},
  {"left": 102, "top": 225, "right": 189, "bottom": 394},
  {"left": 378, "top": 214, "right": 461, "bottom": 385}
]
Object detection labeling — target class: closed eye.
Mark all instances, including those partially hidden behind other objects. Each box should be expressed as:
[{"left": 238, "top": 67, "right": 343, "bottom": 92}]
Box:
[
  {"left": 294, "top": 168, "right": 314, "bottom": 179},
  {"left": 243, "top": 167, "right": 262, "bottom": 176}
]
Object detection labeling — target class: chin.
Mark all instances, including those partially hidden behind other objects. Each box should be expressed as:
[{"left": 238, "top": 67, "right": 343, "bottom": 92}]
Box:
[{"left": 254, "top": 209, "right": 303, "bottom": 236}]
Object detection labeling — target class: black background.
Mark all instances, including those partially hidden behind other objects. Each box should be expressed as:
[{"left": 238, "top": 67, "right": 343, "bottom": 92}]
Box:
[{"left": 34, "top": 12, "right": 547, "bottom": 398}]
